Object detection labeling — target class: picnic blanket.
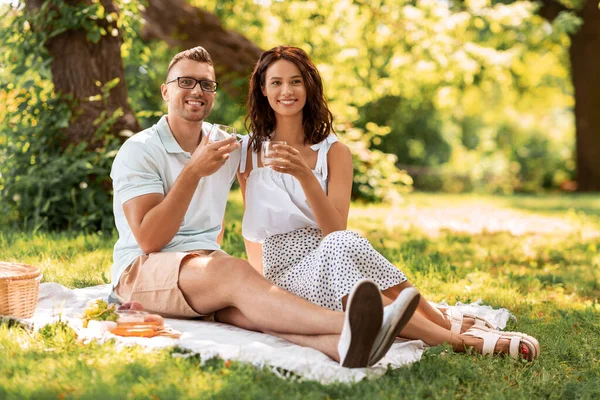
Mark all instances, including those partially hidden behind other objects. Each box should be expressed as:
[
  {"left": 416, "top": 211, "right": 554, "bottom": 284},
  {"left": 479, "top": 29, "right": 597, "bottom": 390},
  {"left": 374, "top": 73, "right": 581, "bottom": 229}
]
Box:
[{"left": 26, "top": 283, "right": 512, "bottom": 384}]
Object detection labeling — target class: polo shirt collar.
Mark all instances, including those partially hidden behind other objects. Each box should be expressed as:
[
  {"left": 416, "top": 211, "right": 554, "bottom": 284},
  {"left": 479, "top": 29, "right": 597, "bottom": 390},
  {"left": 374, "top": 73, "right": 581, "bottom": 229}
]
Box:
[{"left": 157, "top": 116, "right": 209, "bottom": 154}]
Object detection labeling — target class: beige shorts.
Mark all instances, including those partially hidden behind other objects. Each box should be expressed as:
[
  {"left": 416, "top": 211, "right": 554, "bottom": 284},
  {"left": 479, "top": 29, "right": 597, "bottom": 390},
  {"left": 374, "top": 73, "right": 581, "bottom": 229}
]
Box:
[{"left": 114, "top": 250, "right": 223, "bottom": 319}]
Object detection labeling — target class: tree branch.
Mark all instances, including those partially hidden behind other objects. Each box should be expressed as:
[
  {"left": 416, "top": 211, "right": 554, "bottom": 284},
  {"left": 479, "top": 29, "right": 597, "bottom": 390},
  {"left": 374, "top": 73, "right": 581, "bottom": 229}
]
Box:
[
  {"left": 537, "top": 0, "right": 571, "bottom": 22},
  {"left": 141, "top": 0, "right": 264, "bottom": 99}
]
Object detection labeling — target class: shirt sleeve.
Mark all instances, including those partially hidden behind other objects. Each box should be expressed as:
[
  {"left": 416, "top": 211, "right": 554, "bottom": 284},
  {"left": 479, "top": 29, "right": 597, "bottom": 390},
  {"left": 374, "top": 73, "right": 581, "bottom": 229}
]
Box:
[{"left": 110, "top": 139, "right": 164, "bottom": 205}]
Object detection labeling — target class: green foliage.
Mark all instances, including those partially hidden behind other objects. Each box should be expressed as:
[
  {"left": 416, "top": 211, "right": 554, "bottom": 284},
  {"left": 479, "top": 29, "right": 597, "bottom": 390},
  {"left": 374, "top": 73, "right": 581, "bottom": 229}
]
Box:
[
  {"left": 340, "top": 122, "right": 414, "bottom": 202},
  {"left": 118, "top": 0, "right": 167, "bottom": 129},
  {"left": 357, "top": 95, "right": 450, "bottom": 167},
  {"left": 203, "top": 0, "right": 577, "bottom": 194},
  {"left": 0, "top": 0, "right": 586, "bottom": 231},
  {"left": 0, "top": 73, "right": 122, "bottom": 231},
  {"left": 0, "top": 1, "right": 148, "bottom": 231},
  {"left": 37, "top": 320, "right": 78, "bottom": 346},
  {"left": 330, "top": 0, "right": 577, "bottom": 193}
]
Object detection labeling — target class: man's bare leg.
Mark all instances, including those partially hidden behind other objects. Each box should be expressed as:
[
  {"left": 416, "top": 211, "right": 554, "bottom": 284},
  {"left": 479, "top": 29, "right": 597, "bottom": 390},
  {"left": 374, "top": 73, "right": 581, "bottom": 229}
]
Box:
[
  {"left": 214, "top": 307, "right": 257, "bottom": 330},
  {"left": 269, "top": 332, "right": 341, "bottom": 361},
  {"left": 214, "top": 307, "right": 341, "bottom": 361},
  {"left": 178, "top": 253, "right": 343, "bottom": 335}
]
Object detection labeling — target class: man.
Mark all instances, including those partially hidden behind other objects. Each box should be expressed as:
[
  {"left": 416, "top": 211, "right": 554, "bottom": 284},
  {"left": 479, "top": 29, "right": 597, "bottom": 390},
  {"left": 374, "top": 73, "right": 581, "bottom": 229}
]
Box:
[{"left": 109, "top": 46, "right": 418, "bottom": 367}]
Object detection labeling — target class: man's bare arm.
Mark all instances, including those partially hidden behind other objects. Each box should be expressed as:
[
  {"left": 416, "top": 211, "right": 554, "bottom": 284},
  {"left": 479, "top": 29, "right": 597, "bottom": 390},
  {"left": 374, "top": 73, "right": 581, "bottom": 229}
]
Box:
[
  {"left": 217, "top": 218, "right": 225, "bottom": 245},
  {"left": 123, "top": 136, "right": 239, "bottom": 254}
]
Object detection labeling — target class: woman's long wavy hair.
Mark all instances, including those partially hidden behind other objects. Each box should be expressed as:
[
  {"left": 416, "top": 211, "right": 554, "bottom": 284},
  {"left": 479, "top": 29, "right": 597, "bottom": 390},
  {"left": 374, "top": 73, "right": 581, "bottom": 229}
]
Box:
[{"left": 245, "top": 46, "right": 334, "bottom": 151}]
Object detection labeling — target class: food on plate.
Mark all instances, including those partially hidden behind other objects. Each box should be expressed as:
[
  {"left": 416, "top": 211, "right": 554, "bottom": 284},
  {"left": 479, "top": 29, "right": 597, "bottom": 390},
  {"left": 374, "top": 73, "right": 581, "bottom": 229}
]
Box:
[
  {"left": 110, "top": 325, "right": 159, "bottom": 338},
  {"left": 143, "top": 314, "right": 164, "bottom": 326},
  {"left": 81, "top": 300, "right": 168, "bottom": 338},
  {"left": 115, "top": 310, "right": 147, "bottom": 324},
  {"left": 81, "top": 299, "right": 118, "bottom": 328}
]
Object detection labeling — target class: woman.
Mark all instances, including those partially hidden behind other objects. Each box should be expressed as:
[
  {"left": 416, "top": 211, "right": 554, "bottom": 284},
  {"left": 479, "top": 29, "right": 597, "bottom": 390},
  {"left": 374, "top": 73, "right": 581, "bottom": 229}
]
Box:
[{"left": 237, "top": 45, "right": 539, "bottom": 361}]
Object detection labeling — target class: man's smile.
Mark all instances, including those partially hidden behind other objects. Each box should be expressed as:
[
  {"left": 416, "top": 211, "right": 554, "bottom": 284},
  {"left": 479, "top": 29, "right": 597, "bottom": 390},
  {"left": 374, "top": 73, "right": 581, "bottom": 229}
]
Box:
[{"left": 185, "top": 98, "right": 206, "bottom": 106}]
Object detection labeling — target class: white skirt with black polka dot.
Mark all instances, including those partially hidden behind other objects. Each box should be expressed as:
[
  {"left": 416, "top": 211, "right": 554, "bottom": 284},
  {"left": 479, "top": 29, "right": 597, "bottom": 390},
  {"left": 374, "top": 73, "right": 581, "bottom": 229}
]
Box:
[{"left": 262, "top": 227, "right": 408, "bottom": 311}]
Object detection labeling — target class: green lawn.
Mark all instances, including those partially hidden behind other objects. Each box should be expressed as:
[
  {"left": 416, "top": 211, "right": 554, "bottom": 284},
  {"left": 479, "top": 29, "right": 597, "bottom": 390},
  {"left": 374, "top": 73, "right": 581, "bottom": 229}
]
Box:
[{"left": 1, "top": 192, "right": 599, "bottom": 399}]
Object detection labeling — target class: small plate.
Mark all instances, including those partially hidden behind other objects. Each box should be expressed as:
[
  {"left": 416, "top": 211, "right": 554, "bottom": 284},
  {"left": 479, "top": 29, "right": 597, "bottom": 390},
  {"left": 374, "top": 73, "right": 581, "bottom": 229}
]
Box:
[{"left": 116, "top": 310, "right": 148, "bottom": 324}]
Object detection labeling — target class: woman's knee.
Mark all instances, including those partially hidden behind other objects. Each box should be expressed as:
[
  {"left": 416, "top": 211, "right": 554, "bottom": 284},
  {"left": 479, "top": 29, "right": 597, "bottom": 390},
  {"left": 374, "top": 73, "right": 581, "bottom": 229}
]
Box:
[
  {"left": 321, "top": 230, "right": 356, "bottom": 247},
  {"left": 321, "top": 230, "right": 369, "bottom": 256}
]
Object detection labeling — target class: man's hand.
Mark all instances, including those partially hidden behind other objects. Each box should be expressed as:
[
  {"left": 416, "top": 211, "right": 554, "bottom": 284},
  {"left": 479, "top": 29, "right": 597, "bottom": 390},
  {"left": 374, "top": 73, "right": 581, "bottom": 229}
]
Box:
[{"left": 186, "top": 134, "right": 240, "bottom": 179}]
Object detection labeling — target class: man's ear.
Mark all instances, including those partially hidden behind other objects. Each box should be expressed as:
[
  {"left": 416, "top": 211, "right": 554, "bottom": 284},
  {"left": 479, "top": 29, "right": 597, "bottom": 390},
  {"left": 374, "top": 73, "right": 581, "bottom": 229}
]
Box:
[{"left": 161, "top": 83, "right": 168, "bottom": 102}]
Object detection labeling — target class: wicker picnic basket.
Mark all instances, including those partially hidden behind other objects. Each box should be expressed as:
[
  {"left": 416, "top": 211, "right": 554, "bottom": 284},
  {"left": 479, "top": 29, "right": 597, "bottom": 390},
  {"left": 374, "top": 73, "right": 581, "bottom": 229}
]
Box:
[{"left": 0, "top": 262, "right": 42, "bottom": 318}]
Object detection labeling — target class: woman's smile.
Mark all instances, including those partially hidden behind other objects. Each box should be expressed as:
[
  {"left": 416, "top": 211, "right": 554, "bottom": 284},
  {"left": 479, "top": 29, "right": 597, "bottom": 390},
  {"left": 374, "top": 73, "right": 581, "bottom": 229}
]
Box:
[{"left": 278, "top": 99, "right": 297, "bottom": 106}]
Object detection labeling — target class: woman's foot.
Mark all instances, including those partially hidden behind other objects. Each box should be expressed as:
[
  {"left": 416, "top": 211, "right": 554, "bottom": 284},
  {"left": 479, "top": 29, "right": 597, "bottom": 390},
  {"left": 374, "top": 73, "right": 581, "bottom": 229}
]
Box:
[
  {"left": 439, "top": 307, "right": 494, "bottom": 334},
  {"left": 460, "top": 327, "right": 540, "bottom": 360}
]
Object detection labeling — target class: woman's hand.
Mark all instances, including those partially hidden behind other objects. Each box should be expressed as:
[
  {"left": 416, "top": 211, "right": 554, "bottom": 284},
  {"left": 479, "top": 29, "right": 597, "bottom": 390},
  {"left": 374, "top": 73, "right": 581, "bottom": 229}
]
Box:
[{"left": 266, "top": 144, "right": 313, "bottom": 182}]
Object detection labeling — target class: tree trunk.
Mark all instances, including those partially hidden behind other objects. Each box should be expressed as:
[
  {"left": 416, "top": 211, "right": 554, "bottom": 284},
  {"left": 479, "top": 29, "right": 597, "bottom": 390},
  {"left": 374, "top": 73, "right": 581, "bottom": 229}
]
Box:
[
  {"left": 26, "top": 0, "right": 140, "bottom": 147},
  {"left": 569, "top": 0, "right": 600, "bottom": 191},
  {"left": 141, "top": 0, "right": 263, "bottom": 99},
  {"left": 540, "top": 0, "right": 600, "bottom": 191}
]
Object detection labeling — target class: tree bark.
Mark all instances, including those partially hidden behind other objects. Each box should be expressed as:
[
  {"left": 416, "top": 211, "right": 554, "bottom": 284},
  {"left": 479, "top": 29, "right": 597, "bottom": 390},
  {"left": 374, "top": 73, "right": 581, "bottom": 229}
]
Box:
[
  {"left": 26, "top": 0, "right": 140, "bottom": 146},
  {"left": 141, "top": 0, "right": 263, "bottom": 99},
  {"left": 569, "top": 0, "right": 600, "bottom": 191},
  {"left": 539, "top": 0, "right": 600, "bottom": 191},
  {"left": 24, "top": 0, "right": 263, "bottom": 146}
]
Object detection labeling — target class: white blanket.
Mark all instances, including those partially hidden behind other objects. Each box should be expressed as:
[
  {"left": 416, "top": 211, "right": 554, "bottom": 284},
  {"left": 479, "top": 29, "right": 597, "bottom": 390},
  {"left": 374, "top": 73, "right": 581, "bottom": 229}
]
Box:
[{"left": 28, "top": 283, "right": 512, "bottom": 384}]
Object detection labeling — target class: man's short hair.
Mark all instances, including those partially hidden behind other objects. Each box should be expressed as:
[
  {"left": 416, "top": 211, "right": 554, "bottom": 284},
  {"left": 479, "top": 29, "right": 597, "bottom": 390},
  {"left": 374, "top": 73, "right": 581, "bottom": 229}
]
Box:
[{"left": 167, "top": 46, "right": 214, "bottom": 78}]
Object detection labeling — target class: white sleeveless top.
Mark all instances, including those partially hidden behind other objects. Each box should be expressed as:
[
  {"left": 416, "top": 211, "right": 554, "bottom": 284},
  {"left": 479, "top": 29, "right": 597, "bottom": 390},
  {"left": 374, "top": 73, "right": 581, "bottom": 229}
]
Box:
[{"left": 240, "top": 134, "right": 339, "bottom": 243}]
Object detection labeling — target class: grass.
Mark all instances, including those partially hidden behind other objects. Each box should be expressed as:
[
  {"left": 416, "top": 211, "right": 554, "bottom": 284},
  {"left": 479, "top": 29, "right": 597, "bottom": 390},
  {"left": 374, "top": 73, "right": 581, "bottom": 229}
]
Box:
[{"left": 1, "top": 191, "right": 600, "bottom": 399}]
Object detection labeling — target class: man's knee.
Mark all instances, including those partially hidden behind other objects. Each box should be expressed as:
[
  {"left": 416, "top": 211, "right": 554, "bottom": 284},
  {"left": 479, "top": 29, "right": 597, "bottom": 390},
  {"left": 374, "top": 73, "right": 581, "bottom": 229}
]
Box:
[
  {"left": 215, "top": 256, "right": 257, "bottom": 282},
  {"left": 182, "top": 253, "right": 255, "bottom": 285}
]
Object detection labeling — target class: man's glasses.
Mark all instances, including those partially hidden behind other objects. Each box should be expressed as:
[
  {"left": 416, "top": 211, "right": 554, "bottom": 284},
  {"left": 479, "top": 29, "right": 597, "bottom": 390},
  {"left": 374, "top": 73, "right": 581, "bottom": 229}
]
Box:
[{"left": 166, "top": 77, "right": 219, "bottom": 92}]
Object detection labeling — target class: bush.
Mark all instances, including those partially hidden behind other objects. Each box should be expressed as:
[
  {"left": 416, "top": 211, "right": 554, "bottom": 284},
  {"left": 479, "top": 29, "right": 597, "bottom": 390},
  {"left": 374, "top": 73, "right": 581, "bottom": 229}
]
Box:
[
  {"left": 357, "top": 95, "right": 450, "bottom": 169},
  {"left": 0, "top": 85, "right": 120, "bottom": 232},
  {"left": 337, "top": 121, "right": 413, "bottom": 203}
]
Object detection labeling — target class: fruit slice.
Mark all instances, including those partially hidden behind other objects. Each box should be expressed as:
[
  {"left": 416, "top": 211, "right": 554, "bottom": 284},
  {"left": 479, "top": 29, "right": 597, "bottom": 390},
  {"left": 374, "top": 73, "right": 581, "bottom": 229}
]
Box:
[{"left": 110, "top": 326, "right": 158, "bottom": 338}]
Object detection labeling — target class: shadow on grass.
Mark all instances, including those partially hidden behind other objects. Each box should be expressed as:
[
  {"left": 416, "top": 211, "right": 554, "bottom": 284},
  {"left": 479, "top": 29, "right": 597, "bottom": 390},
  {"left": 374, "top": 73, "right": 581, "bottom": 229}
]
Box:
[{"left": 505, "top": 193, "right": 600, "bottom": 217}]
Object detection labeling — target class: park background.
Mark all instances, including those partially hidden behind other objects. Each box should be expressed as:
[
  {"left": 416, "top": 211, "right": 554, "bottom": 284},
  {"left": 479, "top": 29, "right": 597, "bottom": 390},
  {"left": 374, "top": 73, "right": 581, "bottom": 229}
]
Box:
[{"left": 0, "top": 0, "right": 599, "bottom": 399}]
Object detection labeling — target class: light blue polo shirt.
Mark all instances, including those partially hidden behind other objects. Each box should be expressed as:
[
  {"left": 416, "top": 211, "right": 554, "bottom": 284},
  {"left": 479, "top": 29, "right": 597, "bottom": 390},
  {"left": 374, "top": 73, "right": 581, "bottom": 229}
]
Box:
[{"left": 110, "top": 115, "right": 241, "bottom": 287}]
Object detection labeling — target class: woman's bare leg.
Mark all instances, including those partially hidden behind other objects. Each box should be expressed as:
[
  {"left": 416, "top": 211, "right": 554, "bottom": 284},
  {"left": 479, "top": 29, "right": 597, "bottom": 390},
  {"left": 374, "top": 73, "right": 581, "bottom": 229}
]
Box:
[
  {"left": 383, "top": 282, "right": 450, "bottom": 329},
  {"left": 398, "top": 312, "right": 523, "bottom": 356},
  {"left": 340, "top": 281, "right": 449, "bottom": 329},
  {"left": 399, "top": 311, "right": 463, "bottom": 349}
]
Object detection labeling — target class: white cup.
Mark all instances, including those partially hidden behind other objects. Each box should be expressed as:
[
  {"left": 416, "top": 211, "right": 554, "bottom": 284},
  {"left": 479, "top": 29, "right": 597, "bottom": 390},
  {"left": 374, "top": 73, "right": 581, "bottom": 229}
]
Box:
[
  {"left": 261, "top": 140, "right": 287, "bottom": 166},
  {"left": 208, "top": 124, "right": 237, "bottom": 143}
]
